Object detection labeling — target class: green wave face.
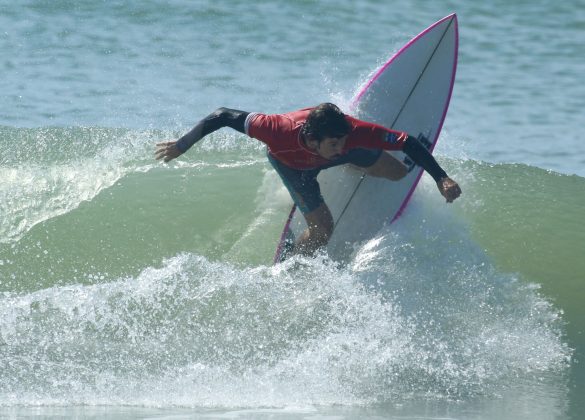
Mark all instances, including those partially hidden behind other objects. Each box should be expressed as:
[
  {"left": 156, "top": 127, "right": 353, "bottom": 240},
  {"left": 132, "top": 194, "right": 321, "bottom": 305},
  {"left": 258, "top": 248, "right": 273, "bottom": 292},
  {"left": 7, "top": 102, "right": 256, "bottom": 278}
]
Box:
[{"left": 0, "top": 127, "right": 581, "bottom": 414}]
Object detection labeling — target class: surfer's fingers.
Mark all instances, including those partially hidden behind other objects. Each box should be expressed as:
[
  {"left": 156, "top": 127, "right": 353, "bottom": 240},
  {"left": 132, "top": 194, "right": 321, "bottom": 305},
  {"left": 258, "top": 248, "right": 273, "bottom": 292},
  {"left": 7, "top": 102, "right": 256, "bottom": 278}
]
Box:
[
  {"left": 154, "top": 145, "right": 167, "bottom": 156},
  {"left": 439, "top": 178, "right": 461, "bottom": 196},
  {"left": 154, "top": 147, "right": 167, "bottom": 158},
  {"left": 445, "top": 185, "right": 461, "bottom": 202},
  {"left": 155, "top": 152, "right": 174, "bottom": 163},
  {"left": 156, "top": 141, "right": 176, "bottom": 147},
  {"left": 155, "top": 141, "right": 181, "bottom": 161},
  {"left": 155, "top": 149, "right": 173, "bottom": 161}
]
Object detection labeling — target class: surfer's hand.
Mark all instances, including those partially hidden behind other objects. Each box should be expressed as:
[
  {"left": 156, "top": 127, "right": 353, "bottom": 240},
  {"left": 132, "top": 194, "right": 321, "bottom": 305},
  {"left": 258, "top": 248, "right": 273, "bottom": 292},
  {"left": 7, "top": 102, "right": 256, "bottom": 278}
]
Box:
[
  {"left": 155, "top": 141, "right": 182, "bottom": 163},
  {"left": 437, "top": 177, "right": 461, "bottom": 203}
]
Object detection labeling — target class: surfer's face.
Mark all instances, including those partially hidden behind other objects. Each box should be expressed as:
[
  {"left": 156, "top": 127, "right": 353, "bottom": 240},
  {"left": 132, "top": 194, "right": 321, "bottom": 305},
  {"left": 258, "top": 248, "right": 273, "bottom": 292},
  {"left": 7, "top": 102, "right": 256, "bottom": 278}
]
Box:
[{"left": 316, "top": 135, "right": 347, "bottom": 160}]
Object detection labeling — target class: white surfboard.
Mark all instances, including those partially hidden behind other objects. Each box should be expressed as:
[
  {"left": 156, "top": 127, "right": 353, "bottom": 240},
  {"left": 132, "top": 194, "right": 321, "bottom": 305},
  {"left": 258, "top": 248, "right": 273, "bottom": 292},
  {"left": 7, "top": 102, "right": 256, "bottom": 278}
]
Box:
[{"left": 275, "top": 14, "right": 459, "bottom": 262}]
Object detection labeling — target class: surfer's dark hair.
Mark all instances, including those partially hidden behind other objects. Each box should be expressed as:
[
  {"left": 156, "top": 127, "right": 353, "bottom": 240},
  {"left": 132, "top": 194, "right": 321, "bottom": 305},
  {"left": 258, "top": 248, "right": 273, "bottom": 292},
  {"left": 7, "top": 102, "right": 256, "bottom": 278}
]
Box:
[{"left": 303, "top": 103, "right": 351, "bottom": 142}]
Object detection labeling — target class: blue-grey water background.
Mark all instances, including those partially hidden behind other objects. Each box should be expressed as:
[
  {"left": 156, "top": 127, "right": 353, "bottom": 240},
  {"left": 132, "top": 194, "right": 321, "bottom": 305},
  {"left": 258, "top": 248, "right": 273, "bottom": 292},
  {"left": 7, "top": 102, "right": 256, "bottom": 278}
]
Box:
[{"left": 1, "top": 1, "right": 584, "bottom": 419}]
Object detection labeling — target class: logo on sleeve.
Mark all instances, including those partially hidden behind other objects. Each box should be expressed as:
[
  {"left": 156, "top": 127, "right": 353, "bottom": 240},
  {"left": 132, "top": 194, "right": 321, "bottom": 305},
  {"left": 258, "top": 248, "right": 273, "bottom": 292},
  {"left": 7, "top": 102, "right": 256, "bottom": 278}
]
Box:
[{"left": 385, "top": 132, "right": 399, "bottom": 144}]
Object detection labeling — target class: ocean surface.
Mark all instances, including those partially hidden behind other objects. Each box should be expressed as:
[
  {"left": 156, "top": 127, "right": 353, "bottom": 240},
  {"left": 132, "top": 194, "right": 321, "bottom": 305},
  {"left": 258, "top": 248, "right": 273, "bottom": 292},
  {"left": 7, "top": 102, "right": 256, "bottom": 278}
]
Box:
[{"left": 1, "top": 1, "right": 584, "bottom": 419}]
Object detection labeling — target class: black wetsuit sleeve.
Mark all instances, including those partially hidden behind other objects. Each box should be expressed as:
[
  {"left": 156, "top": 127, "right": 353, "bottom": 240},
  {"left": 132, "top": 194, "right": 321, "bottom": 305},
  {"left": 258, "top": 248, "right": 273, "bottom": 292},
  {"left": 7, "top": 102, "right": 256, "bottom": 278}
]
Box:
[
  {"left": 176, "top": 108, "right": 250, "bottom": 153},
  {"left": 403, "top": 135, "right": 448, "bottom": 182}
]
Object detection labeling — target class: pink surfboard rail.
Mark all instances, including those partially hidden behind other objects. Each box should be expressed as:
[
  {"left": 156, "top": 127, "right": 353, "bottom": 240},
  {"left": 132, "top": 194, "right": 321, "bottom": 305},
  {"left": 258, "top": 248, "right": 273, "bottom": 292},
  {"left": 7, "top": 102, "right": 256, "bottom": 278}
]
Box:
[{"left": 371, "top": 13, "right": 458, "bottom": 224}]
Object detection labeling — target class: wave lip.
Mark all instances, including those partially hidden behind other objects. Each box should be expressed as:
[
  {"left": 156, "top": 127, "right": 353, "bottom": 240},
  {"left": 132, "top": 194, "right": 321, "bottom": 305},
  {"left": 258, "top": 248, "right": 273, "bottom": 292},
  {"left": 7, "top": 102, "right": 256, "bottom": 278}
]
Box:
[{"left": 0, "top": 126, "right": 159, "bottom": 244}]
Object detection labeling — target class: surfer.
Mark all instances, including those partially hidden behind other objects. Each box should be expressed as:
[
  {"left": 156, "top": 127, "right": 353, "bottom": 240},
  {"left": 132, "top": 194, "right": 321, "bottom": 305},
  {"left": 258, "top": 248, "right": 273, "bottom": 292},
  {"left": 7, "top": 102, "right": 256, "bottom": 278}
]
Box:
[{"left": 155, "top": 103, "right": 461, "bottom": 256}]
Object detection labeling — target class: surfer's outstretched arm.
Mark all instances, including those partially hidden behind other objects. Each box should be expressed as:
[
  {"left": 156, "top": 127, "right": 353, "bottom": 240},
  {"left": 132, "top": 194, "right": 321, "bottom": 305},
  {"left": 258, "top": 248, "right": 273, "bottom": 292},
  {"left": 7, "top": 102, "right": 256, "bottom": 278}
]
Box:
[
  {"left": 402, "top": 135, "right": 462, "bottom": 203},
  {"left": 155, "top": 108, "right": 249, "bottom": 162}
]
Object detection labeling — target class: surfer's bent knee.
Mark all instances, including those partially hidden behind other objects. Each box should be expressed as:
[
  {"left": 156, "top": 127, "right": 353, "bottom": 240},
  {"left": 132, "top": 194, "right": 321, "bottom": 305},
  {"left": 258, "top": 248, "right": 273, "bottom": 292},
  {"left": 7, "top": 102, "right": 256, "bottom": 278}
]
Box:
[
  {"left": 390, "top": 163, "right": 408, "bottom": 180},
  {"left": 366, "top": 152, "right": 408, "bottom": 180}
]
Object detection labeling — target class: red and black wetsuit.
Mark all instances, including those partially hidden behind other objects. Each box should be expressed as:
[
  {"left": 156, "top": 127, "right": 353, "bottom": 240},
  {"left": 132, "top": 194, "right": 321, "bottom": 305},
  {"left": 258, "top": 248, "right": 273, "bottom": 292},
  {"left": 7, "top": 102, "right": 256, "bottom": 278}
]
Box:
[
  {"left": 176, "top": 107, "right": 448, "bottom": 213},
  {"left": 245, "top": 108, "right": 411, "bottom": 212}
]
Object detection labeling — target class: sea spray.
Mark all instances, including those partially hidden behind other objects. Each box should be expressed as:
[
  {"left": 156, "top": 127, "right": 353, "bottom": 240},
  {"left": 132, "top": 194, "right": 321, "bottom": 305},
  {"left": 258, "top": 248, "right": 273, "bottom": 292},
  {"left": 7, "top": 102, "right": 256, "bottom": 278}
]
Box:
[
  {"left": 0, "top": 197, "right": 570, "bottom": 406},
  {"left": 0, "top": 126, "right": 159, "bottom": 243}
]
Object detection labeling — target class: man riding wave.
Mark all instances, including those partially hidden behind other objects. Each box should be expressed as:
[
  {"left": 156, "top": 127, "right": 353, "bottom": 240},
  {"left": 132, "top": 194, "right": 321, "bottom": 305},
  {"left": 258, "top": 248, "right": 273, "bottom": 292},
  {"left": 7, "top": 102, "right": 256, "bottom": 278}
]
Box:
[{"left": 155, "top": 103, "right": 461, "bottom": 257}]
